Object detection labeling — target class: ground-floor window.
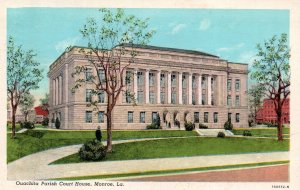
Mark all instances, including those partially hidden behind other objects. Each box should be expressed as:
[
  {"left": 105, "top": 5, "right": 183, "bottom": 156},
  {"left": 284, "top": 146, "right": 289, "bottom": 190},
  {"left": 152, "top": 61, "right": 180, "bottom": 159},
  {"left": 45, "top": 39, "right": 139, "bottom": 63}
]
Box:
[
  {"left": 140, "top": 112, "right": 145, "bottom": 123},
  {"left": 128, "top": 111, "right": 133, "bottom": 123},
  {"left": 194, "top": 112, "right": 199, "bottom": 123},
  {"left": 236, "top": 113, "right": 240, "bottom": 123},
  {"left": 98, "top": 111, "right": 104, "bottom": 123},
  {"left": 214, "top": 112, "right": 218, "bottom": 123},
  {"left": 228, "top": 112, "right": 232, "bottom": 121},
  {"left": 152, "top": 112, "right": 158, "bottom": 123},
  {"left": 85, "top": 111, "right": 92, "bottom": 123},
  {"left": 204, "top": 112, "right": 208, "bottom": 123}
]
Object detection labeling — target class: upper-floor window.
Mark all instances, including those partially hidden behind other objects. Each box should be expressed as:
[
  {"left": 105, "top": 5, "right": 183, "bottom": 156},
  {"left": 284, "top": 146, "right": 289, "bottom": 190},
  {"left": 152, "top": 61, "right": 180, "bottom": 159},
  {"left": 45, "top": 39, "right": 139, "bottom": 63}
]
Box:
[
  {"left": 160, "top": 92, "right": 165, "bottom": 104},
  {"left": 160, "top": 73, "right": 166, "bottom": 87},
  {"left": 202, "top": 93, "right": 206, "bottom": 105},
  {"left": 125, "top": 91, "right": 132, "bottom": 103},
  {"left": 235, "top": 79, "right": 240, "bottom": 91},
  {"left": 192, "top": 75, "right": 196, "bottom": 89},
  {"left": 149, "top": 92, "right": 155, "bottom": 104},
  {"left": 227, "top": 95, "right": 232, "bottom": 107},
  {"left": 171, "top": 92, "right": 176, "bottom": 104},
  {"left": 171, "top": 74, "right": 177, "bottom": 87},
  {"left": 137, "top": 72, "right": 144, "bottom": 86},
  {"left": 149, "top": 72, "right": 155, "bottom": 86},
  {"left": 98, "top": 69, "right": 105, "bottom": 83},
  {"left": 86, "top": 89, "right": 92, "bottom": 102},
  {"left": 211, "top": 77, "right": 214, "bottom": 91},
  {"left": 85, "top": 68, "right": 93, "bottom": 81},
  {"left": 182, "top": 75, "right": 187, "bottom": 88},
  {"left": 125, "top": 71, "right": 132, "bottom": 85},
  {"left": 202, "top": 76, "right": 206, "bottom": 89},
  {"left": 227, "top": 79, "right": 232, "bottom": 91},
  {"left": 98, "top": 111, "right": 104, "bottom": 123},
  {"left": 85, "top": 111, "right": 92, "bottom": 123},
  {"left": 235, "top": 95, "right": 240, "bottom": 107},
  {"left": 137, "top": 91, "right": 144, "bottom": 103},
  {"left": 98, "top": 91, "right": 105, "bottom": 103}
]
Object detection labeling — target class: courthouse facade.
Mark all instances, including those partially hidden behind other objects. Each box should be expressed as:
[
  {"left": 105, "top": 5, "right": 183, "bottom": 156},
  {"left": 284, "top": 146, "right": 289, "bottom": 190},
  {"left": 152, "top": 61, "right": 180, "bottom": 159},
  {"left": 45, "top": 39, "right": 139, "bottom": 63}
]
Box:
[{"left": 48, "top": 44, "right": 248, "bottom": 130}]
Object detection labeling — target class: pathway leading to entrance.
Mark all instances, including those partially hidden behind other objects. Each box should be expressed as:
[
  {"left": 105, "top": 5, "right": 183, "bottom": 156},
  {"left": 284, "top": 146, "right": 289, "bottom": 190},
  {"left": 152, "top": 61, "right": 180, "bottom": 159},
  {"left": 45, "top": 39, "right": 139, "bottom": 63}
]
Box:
[{"left": 7, "top": 138, "right": 289, "bottom": 180}]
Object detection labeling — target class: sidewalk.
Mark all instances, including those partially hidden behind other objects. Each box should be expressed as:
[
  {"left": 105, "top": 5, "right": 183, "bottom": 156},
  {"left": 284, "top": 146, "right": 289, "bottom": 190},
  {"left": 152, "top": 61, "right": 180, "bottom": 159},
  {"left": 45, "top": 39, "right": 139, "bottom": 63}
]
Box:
[{"left": 7, "top": 139, "right": 289, "bottom": 180}]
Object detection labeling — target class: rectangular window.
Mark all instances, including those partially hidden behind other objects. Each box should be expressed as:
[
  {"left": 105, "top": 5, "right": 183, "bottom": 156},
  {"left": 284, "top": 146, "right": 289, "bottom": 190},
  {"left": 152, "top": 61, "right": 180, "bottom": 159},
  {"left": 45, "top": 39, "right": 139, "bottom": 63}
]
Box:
[
  {"left": 160, "top": 92, "right": 165, "bottom": 104},
  {"left": 98, "top": 111, "right": 104, "bottom": 123},
  {"left": 98, "top": 69, "right": 105, "bottom": 83},
  {"left": 204, "top": 112, "right": 209, "bottom": 123},
  {"left": 171, "top": 92, "right": 176, "bottom": 104},
  {"left": 152, "top": 112, "right": 158, "bottom": 123},
  {"left": 125, "top": 91, "right": 131, "bottom": 103},
  {"left": 128, "top": 111, "right": 133, "bottom": 123},
  {"left": 192, "top": 92, "right": 196, "bottom": 105},
  {"left": 182, "top": 91, "right": 187, "bottom": 104},
  {"left": 235, "top": 95, "right": 240, "bottom": 107},
  {"left": 140, "top": 112, "right": 145, "bottom": 123},
  {"left": 227, "top": 79, "right": 232, "bottom": 91},
  {"left": 192, "top": 75, "right": 196, "bottom": 88},
  {"left": 202, "top": 76, "right": 206, "bottom": 89},
  {"left": 236, "top": 113, "right": 240, "bottom": 123},
  {"left": 227, "top": 95, "right": 231, "bottom": 107},
  {"left": 235, "top": 79, "right": 240, "bottom": 91},
  {"left": 98, "top": 91, "right": 105, "bottom": 103},
  {"left": 85, "top": 68, "right": 93, "bottom": 81},
  {"left": 194, "top": 112, "right": 200, "bottom": 123},
  {"left": 125, "top": 71, "right": 132, "bottom": 85},
  {"left": 160, "top": 73, "right": 165, "bottom": 87},
  {"left": 137, "top": 91, "right": 144, "bottom": 103},
  {"left": 171, "top": 74, "right": 176, "bottom": 87},
  {"left": 149, "top": 92, "right": 155, "bottom": 104},
  {"left": 149, "top": 73, "right": 155, "bottom": 86},
  {"left": 213, "top": 112, "right": 218, "bottom": 123},
  {"left": 86, "top": 89, "right": 92, "bottom": 102},
  {"left": 228, "top": 113, "right": 232, "bottom": 122},
  {"left": 202, "top": 93, "right": 206, "bottom": 105},
  {"left": 182, "top": 75, "right": 187, "bottom": 88},
  {"left": 137, "top": 72, "right": 144, "bottom": 86},
  {"left": 85, "top": 111, "right": 92, "bottom": 123}
]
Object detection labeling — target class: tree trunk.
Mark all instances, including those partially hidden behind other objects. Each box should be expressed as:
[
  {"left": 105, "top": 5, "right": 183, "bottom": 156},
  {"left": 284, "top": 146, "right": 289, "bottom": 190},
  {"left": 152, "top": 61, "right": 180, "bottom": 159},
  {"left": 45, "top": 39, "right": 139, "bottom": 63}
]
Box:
[
  {"left": 11, "top": 107, "right": 17, "bottom": 139},
  {"left": 106, "top": 110, "right": 113, "bottom": 152},
  {"left": 277, "top": 112, "right": 283, "bottom": 141},
  {"left": 25, "top": 112, "right": 28, "bottom": 122}
]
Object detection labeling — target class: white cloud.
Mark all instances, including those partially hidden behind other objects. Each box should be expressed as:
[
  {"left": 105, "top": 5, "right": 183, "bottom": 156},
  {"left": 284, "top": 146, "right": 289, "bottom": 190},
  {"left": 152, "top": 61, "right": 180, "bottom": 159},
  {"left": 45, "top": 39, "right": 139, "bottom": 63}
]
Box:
[
  {"left": 169, "top": 23, "right": 186, "bottom": 35},
  {"left": 55, "top": 36, "right": 80, "bottom": 52},
  {"left": 238, "top": 51, "right": 257, "bottom": 64},
  {"left": 217, "top": 43, "right": 245, "bottom": 53},
  {"left": 199, "top": 19, "right": 211, "bottom": 31}
]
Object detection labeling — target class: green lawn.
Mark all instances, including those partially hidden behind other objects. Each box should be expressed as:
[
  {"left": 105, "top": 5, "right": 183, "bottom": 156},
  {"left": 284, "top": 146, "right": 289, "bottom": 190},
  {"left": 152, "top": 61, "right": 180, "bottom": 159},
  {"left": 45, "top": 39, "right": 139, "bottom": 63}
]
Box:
[
  {"left": 7, "top": 129, "right": 198, "bottom": 163},
  {"left": 52, "top": 137, "right": 289, "bottom": 165},
  {"left": 232, "top": 128, "right": 290, "bottom": 138},
  {"left": 6, "top": 123, "right": 22, "bottom": 133}
]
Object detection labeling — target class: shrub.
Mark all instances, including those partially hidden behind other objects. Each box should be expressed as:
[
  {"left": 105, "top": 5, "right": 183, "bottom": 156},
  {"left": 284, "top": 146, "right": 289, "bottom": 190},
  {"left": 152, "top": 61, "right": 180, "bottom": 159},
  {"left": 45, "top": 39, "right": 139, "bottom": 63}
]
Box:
[
  {"left": 21, "top": 121, "right": 35, "bottom": 129},
  {"left": 184, "top": 122, "right": 194, "bottom": 131},
  {"left": 155, "top": 114, "right": 161, "bottom": 128},
  {"left": 25, "top": 130, "right": 46, "bottom": 138},
  {"left": 243, "top": 130, "right": 252, "bottom": 136},
  {"left": 199, "top": 123, "right": 208, "bottom": 129},
  {"left": 42, "top": 117, "right": 49, "bottom": 126},
  {"left": 55, "top": 118, "right": 60, "bottom": 129},
  {"left": 224, "top": 120, "right": 233, "bottom": 131},
  {"left": 146, "top": 123, "right": 161, "bottom": 129},
  {"left": 217, "top": 131, "right": 225, "bottom": 138},
  {"left": 79, "top": 139, "right": 106, "bottom": 161}
]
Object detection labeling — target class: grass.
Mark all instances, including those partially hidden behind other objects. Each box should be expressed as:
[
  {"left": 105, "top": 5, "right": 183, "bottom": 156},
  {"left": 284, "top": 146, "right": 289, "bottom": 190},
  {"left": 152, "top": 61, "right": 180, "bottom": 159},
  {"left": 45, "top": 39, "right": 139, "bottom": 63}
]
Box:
[
  {"left": 232, "top": 127, "right": 290, "bottom": 138},
  {"left": 52, "top": 160, "right": 289, "bottom": 180},
  {"left": 7, "top": 129, "right": 198, "bottom": 163},
  {"left": 6, "top": 123, "right": 22, "bottom": 133},
  {"left": 51, "top": 137, "right": 289, "bottom": 165}
]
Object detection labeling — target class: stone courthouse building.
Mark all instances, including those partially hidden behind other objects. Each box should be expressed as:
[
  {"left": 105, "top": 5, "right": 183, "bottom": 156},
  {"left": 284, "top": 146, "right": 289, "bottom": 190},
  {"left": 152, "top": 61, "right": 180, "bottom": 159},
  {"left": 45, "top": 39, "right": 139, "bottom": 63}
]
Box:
[{"left": 48, "top": 44, "right": 248, "bottom": 130}]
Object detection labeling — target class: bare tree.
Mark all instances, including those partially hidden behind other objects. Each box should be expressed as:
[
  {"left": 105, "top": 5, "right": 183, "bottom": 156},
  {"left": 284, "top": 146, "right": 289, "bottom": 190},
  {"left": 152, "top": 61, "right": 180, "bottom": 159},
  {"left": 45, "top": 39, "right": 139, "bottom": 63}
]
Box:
[
  {"left": 7, "top": 37, "right": 43, "bottom": 138},
  {"left": 251, "top": 33, "right": 290, "bottom": 141},
  {"left": 71, "top": 9, "right": 155, "bottom": 152}
]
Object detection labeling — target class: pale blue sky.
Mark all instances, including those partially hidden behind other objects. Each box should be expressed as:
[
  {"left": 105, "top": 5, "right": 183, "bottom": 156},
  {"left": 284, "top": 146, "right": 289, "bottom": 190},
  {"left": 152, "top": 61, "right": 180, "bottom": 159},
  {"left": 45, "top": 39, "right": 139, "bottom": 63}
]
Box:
[{"left": 7, "top": 8, "right": 289, "bottom": 103}]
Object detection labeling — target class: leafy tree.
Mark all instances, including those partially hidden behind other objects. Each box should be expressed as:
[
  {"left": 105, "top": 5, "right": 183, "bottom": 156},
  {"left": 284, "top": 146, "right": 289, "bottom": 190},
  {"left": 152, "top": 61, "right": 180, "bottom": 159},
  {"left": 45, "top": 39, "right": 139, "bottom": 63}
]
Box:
[
  {"left": 247, "top": 84, "right": 264, "bottom": 126},
  {"left": 71, "top": 9, "right": 155, "bottom": 152},
  {"left": 39, "top": 93, "right": 49, "bottom": 111},
  {"left": 7, "top": 37, "right": 43, "bottom": 138},
  {"left": 251, "top": 33, "right": 290, "bottom": 141},
  {"left": 20, "top": 93, "right": 35, "bottom": 122}
]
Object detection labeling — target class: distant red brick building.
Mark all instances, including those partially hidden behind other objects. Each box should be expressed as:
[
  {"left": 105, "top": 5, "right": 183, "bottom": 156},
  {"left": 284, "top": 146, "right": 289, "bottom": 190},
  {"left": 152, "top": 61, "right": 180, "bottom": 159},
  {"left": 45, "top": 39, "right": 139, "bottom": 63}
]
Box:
[
  {"left": 256, "top": 99, "right": 290, "bottom": 124},
  {"left": 34, "top": 104, "right": 49, "bottom": 123}
]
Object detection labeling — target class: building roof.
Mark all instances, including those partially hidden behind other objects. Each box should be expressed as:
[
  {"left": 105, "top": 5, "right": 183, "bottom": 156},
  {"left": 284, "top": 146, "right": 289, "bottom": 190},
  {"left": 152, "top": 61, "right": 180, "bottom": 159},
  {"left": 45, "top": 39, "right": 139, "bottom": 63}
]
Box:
[
  {"left": 34, "top": 105, "right": 49, "bottom": 117},
  {"left": 118, "top": 43, "right": 219, "bottom": 58}
]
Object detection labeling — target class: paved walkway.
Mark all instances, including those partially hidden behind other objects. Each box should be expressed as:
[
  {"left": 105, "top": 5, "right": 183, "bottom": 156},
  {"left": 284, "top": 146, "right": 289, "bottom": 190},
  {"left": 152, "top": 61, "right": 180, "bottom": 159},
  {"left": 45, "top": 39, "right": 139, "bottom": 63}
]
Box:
[{"left": 7, "top": 138, "right": 289, "bottom": 180}]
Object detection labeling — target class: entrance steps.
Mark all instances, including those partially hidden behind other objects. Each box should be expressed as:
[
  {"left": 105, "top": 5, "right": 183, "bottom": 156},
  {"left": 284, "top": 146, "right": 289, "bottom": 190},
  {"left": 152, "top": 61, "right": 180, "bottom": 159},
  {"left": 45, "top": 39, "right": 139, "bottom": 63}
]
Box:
[{"left": 196, "top": 129, "right": 234, "bottom": 137}]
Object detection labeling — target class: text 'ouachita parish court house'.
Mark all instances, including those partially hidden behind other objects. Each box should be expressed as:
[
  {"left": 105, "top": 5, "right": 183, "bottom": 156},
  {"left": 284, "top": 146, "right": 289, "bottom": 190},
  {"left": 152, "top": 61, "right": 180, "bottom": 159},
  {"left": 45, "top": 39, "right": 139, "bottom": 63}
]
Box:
[{"left": 48, "top": 44, "right": 248, "bottom": 130}]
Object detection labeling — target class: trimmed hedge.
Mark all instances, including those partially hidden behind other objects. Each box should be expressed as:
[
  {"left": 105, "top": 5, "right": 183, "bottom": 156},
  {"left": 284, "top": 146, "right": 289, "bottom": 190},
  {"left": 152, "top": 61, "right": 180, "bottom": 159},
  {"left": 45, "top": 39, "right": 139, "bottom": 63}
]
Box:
[
  {"left": 79, "top": 139, "right": 106, "bottom": 161},
  {"left": 146, "top": 123, "right": 162, "bottom": 130},
  {"left": 224, "top": 120, "right": 233, "bottom": 131},
  {"left": 21, "top": 122, "right": 35, "bottom": 129},
  {"left": 184, "top": 122, "right": 195, "bottom": 131},
  {"left": 217, "top": 131, "right": 225, "bottom": 138}
]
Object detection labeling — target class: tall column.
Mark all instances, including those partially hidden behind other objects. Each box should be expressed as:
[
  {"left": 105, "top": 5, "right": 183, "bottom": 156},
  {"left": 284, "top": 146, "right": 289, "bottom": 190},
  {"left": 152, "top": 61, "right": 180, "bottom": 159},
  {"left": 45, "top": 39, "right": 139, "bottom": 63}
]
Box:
[
  {"left": 178, "top": 72, "right": 183, "bottom": 104},
  {"left": 167, "top": 72, "right": 172, "bottom": 104},
  {"left": 64, "top": 64, "right": 69, "bottom": 129},
  {"left": 156, "top": 70, "right": 161, "bottom": 104},
  {"left": 52, "top": 79, "right": 56, "bottom": 106},
  {"left": 207, "top": 75, "right": 212, "bottom": 105},
  {"left": 56, "top": 78, "right": 59, "bottom": 105},
  {"left": 188, "top": 73, "right": 193, "bottom": 105},
  {"left": 198, "top": 75, "right": 202, "bottom": 105},
  {"left": 59, "top": 75, "right": 63, "bottom": 104},
  {"left": 145, "top": 69, "right": 149, "bottom": 104},
  {"left": 133, "top": 69, "right": 138, "bottom": 101},
  {"left": 55, "top": 78, "right": 58, "bottom": 105}
]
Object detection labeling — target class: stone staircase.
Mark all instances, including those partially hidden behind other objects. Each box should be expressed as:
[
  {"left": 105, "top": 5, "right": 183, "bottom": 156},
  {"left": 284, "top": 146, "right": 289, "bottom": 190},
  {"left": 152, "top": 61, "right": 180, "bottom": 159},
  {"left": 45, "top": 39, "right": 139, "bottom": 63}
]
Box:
[{"left": 196, "top": 129, "right": 234, "bottom": 137}]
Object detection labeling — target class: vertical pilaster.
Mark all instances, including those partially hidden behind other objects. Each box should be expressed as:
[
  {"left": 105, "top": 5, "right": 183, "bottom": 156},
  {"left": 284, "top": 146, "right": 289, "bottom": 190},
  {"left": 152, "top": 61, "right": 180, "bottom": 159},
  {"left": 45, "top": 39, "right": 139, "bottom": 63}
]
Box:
[
  {"left": 167, "top": 72, "right": 172, "bottom": 104},
  {"left": 156, "top": 70, "right": 161, "bottom": 104},
  {"left": 198, "top": 75, "right": 202, "bottom": 105},
  {"left": 145, "top": 69, "right": 149, "bottom": 104},
  {"left": 64, "top": 64, "right": 69, "bottom": 129},
  {"left": 59, "top": 75, "right": 63, "bottom": 104},
  {"left": 188, "top": 73, "right": 193, "bottom": 105},
  {"left": 56, "top": 78, "right": 59, "bottom": 105},
  {"left": 207, "top": 75, "right": 212, "bottom": 105},
  {"left": 178, "top": 72, "right": 182, "bottom": 104},
  {"left": 52, "top": 79, "right": 55, "bottom": 106},
  {"left": 133, "top": 69, "right": 138, "bottom": 101}
]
